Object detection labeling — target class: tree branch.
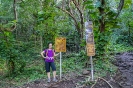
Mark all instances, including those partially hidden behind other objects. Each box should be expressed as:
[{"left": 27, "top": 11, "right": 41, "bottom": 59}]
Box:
[
  {"left": 56, "top": 0, "right": 85, "bottom": 38},
  {"left": 115, "top": 0, "right": 124, "bottom": 19},
  {"left": 72, "top": 0, "right": 84, "bottom": 35},
  {"left": 72, "top": 0, "right": 84, "bottom": 22},
  {"left": 56, "top": 6, "right": 79, "bottom": 28}
]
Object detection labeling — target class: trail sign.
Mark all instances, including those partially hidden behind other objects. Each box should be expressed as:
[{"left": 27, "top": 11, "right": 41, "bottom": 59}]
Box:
[
  {"left": 85, "top": 21, "right": 93, "bottom": 42},
  {"left": 55, "top": 37, "right": 66, "bottom": 80},
  {"left": 85, "top": 21, "right": 95, "bottom": 81},
  {"left": 55, "top": 37, "right": 66, "bottom": 52},
  {"left": 86, "top": 43, "right": 95, "bottom": 56},
  {"left": 86, "top": 33, "right": 94, "bottom": 44}
]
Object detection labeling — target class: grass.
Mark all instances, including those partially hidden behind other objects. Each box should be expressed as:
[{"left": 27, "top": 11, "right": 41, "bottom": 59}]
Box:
[
  {"left": 0, "top": 58, "right": 46, "bottom": 87},
  {"left": 0, "top": 43, "right": 132, "bottom": 87},
  {"left": 94, "top": 58, "right": 117, "bottom": 78},
  {"left": 115, "top": 44, "right": 133, "bottom": 52},
  {"left": 0, "top": 54, "right": 84, "bottom": 87},
  {"left": 107, "top": 43, "right": 133, "bottom": 54},
  {"left": 93, "top": 43, "right": 133, "bottom": 79}
]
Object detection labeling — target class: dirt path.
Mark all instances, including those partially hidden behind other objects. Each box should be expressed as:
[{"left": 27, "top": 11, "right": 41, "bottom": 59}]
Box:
[
  {"left": 14, "top": 52, "right": 133, "bottom": 88},
  {"left": 84, "top": 52, "right": 133, "bottom": 88},
  {"left": 113, "top": 52, "right": 133, "bottom": 88},
  {"left": 16, "top": 73, "right": 90, "bottom": 88}
]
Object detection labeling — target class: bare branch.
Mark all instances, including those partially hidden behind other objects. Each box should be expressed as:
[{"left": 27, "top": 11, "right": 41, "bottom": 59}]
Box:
[
  {"left": 72, "top": 0, "right": 83, "bottom": 20},
  {"left": 56, "top": 6, "right": 79, "bottom": 28},
  {"left": 72, "top": 0, "right": 84, "bottom": 29},
  {"left": 57, "top": 0, "right": 85, "bottom": 38},
  {"left": 10, "top": 0, "right": 17, "bottom": 31}
]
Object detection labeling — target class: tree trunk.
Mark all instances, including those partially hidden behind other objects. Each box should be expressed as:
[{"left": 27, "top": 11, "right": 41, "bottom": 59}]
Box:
[
  {"left": 57, "top": 0, "right": 85, "bottom": 44},
  {"left": 115, "top": 0, "right": 124, "bottom": 19},
  {"left": 98, "top": 0, "right": 105, "bottom": 32}
]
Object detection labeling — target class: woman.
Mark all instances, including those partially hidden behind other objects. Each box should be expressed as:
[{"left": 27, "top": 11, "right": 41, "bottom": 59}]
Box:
[{"left": 41, "top": 43, "right": 59, "bottom": 82}]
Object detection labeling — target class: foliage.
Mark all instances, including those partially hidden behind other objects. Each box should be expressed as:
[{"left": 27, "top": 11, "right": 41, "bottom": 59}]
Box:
[
  {"left": 0, "top": 31, "right": 26, "bottom": 75},
  {"left": 115, "top": 8, "right": 133, "bottom": 46},
  {"left": 0, "top": 0, "right": 133, "bottom": 87},
  {"left": 94, "top": 32, "right": 110, "bottom": 59}
]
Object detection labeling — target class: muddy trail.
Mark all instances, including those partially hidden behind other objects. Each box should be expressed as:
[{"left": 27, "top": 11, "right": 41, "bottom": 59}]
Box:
[
  {"left": 113, "top": 52, "right": 133, "bottom": 88},
  {"left": 16, "top": 72, "right": 91, "bottom": 88},
  {"left": 92, "top": 52, "right": 133, "bottom": 88},
  {"left": 4, "top": 52, "right": 133, "bottom": 88}
]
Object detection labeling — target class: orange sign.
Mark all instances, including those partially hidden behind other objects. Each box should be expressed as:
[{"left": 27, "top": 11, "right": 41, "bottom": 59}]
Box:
[
  {"left": 55, "top": 37, "right": 66, "bottom": 52},
  {"left": 86, "top": 44, "right": 95, "bottom": 56}
]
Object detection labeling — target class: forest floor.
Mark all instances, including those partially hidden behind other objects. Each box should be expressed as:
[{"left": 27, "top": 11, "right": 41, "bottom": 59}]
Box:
[
  {"left": 1, "top": 52, "right": 133, "bottom": 88},
  {"left": 14, "top": 52, "right": 133, "bottom": 88}
]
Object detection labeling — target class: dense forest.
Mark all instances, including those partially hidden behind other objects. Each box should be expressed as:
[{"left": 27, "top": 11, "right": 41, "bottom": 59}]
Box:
[{"left": 0, "top": 0, "right": 133, "bottom": 88}]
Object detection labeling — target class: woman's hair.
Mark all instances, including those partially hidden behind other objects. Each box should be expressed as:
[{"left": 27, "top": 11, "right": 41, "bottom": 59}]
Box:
[{"left": 48, "top": 42, "right": 52, "bottom": 46}]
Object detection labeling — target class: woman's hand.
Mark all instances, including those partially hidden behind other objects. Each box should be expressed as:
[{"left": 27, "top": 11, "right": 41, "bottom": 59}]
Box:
[
  {"left": 46, "top": 56, "right": 48, "bottom": 59},
  {"left": 54, "top": 53, "right": 60, "bottom": 57}
]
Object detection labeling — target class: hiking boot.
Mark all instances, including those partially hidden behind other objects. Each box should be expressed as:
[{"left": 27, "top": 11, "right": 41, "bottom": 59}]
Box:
[
  {"left": 53, "top": 78, "right": 57, "bottom": 82},
  {"left": 47, "top": 78, "right": 51, "bottom": 83}
]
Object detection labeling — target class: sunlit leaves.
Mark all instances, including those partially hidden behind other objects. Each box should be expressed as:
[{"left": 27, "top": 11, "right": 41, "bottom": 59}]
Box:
[{"left": 123, "top": 0, "right": 132, "bottom": 8}]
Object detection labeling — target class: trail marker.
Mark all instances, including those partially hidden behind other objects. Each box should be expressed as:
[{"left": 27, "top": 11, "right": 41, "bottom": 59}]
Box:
[
  {"left": 85, "top": 21, "right": 95, "bottom": 81},
  {"left": 55, "top": 37, "right": 66, "bottom": 79}
]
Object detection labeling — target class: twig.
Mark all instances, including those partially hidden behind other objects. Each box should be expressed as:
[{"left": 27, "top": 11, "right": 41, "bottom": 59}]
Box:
[
  {"left": 91, "top": 77, "right": 113, "bottom": 88},
  {"left": 90, "top": 78, "right": 98, "bottom": 88}
]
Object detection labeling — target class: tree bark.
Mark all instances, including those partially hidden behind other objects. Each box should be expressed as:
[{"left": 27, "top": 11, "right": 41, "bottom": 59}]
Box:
[
  {"left": 98, "top": 0, "right": 105, "bottom": 32},
  {"left": 0, "top": 0, "right": 17, "bottom": 32},
  {"left": 115, "top": 0, "right": 124, "bottom": 19},
  {"left": 72, "top": 0, "right": 84, "bottom": 38},
  {"left": 11, "top": 0, "right": 17, "bottom": 31}
]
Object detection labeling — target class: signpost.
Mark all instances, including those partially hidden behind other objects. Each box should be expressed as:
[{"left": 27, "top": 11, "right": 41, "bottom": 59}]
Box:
[
  {"left": 85, "top": 21, "right": 95, "bottom": 81},
  {"left": 55, "top": 37, "right": 66, "bottom": 79},
  {"left": 86, "top": 44, "right": 95, "bottom": 56}
]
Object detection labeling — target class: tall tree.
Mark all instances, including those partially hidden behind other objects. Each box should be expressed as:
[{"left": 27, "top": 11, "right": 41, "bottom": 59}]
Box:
[{"left": 56, "top": 0, "right": 85, "bottom": 41}]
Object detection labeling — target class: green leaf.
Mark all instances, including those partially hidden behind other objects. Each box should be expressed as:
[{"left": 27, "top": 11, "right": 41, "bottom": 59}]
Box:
[
  {"left": 84, "top": 0, "right": 93, "bottom": 5},
  {"left": 12, "top": 20, "right": 17, "bottom": 23},
  {"left": 95, "top": 1, "right": 101, "bottom": 8},
  {"left": 86, "top": 5, "right": 94, "bottom": 9},
  {"left": 129, "top": 21, "right": 133, "bottom": 27},
  {"left": 38, "top": 11, "right": 44, "bottom": 15},
  {"left": 4, "top": 31, "right": 10, "bottom": 36}
]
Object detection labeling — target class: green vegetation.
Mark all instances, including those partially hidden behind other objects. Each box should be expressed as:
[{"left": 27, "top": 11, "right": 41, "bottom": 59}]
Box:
[{"left": 0, "top": 0, "right": 133, "bottom": 87}]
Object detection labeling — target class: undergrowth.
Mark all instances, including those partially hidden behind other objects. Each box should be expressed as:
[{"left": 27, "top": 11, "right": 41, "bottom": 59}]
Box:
[{"left": 0, "top": 44, "right": 132, "bottom": 87}]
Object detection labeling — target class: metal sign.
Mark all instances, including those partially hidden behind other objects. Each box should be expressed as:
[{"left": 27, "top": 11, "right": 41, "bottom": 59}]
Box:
[
  {"left": 86, "top": 43, "right": 95, "bottom": 56},
  {"left": 85, "top": 21, "right": 93, "bottom": 42},
  {"left": 55, "top": 37, "right": 66, "bottom": 80},
  {"left": 86, "top": 33, "right": 94, "bottom": 44},
  {"left": 55, "top": 37, "right": 66, "bottom": 52},
  {"left": 85, "top": 21, "right": 95, "bottom": 56}
]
